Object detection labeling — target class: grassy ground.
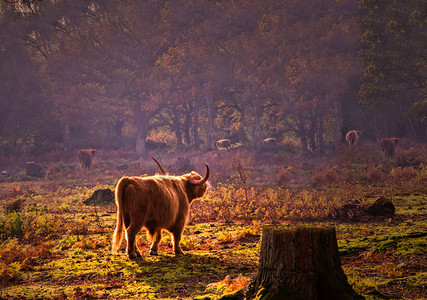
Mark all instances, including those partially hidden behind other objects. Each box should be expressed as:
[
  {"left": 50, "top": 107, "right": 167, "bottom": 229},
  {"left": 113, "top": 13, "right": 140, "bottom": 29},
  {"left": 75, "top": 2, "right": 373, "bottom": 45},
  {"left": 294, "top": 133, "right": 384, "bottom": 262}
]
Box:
[{"left": 0, "top": 142, "right": 426, "bottom": 299}]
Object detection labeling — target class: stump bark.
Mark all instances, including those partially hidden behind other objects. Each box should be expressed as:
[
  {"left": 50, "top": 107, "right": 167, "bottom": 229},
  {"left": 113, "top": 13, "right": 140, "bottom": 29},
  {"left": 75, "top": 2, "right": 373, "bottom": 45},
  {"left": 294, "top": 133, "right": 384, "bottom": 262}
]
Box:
[
  {"left": 26, "top": 161, "right": 45, "bottom": 177},
  {"left": 247, "top": 226, "right": 364, "bottom": 300},
  {"left": 83, "top": 188, "right": 115, "bottom": 206}
]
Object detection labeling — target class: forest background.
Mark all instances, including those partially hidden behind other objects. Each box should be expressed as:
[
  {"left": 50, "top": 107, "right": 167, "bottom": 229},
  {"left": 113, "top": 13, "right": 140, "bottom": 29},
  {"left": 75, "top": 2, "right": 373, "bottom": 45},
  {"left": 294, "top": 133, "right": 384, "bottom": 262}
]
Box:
[{"left": 0, "top": 0, "right": 425, "bottom": 158}]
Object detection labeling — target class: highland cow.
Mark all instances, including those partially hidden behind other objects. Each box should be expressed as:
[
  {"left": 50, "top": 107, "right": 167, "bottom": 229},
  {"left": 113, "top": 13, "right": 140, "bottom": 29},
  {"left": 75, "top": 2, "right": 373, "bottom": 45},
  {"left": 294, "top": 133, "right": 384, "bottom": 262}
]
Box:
[
  {"left": 215, "top": 139, "right": 232, "bottom": 150},
  {"left": 381, "top": 138, "right": 400, "bottom": 158},
  {"left": 78, "top": 149, "right": 97, "bottom": 169},
  {"left": 111, "top": 158, "right": 210, "bottom": 259},
  {"left": 345, "top": 130, "right": 362, "bottom": 149},
  {"left": 262, "top": 138, "right": 277, "bottom": 147}
]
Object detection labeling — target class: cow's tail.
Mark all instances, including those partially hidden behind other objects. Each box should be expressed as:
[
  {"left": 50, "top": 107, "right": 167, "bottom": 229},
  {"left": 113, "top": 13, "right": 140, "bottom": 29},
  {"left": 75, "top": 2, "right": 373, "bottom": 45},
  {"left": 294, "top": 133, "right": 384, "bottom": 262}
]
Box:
[{"left": 111, "top": 177, "right": 127, "bottom": 254}]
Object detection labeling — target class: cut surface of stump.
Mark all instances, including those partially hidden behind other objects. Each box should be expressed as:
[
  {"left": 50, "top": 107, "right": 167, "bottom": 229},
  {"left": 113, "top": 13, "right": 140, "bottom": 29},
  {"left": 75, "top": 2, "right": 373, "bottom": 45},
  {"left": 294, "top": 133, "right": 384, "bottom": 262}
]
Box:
[{"left": 247, "top": 226, "right": 364, "bottom": 300}]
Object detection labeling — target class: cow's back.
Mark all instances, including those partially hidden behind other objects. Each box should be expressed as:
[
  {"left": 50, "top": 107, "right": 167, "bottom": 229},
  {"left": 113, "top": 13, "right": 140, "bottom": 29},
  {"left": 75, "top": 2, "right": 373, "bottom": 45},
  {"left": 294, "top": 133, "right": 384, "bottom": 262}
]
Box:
[{"left": 123, "top": 176, "right": 188, "bottom": 229}]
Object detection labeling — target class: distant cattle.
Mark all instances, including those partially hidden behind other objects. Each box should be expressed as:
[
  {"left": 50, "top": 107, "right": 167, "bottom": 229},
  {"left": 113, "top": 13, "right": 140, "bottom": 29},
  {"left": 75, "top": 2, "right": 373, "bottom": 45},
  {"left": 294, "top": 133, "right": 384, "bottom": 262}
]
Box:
[
  {"left": 216, "top": 139, "right": 232, "bottom": 150},
  {"left": 78, "top": 149, "right": 97, "bottom": 169},
  {"left": 381, "top": 138, "right": 400, "bottom": 158},
  {"left": 345, "top": 130, "right": 362, "bottom": 149},
  {"left": 262, "top": 138, "right": 277, "bottom": 147},
  {"left": 111, "top": 158, "right": 210, "bottom": 259},
  {"left": 261, "top": 137, "right": 278, "bottom": 152}
]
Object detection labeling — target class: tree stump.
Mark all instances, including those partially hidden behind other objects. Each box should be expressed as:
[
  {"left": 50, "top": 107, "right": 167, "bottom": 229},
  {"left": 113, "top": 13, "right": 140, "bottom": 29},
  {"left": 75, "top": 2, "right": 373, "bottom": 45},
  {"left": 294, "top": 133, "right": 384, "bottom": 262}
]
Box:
[
  {"left": 247, "top": 226, "right": 364, "bottom": 300},
  {"left": 26, "top": 162, "right": 45, "bottom": 177},
  {"left": 83, "top": 188, "right": 115, "bottom": 206}
]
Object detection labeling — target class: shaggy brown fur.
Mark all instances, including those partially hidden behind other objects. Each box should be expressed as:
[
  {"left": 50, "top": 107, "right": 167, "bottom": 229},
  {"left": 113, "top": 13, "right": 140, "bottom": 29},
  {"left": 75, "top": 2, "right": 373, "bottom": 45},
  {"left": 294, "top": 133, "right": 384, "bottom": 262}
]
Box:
[
  {"left": 78, "top": 149, "right": 97, "bottom": 169},
  {"left": 345, "top": 130, "right": 362, "bottom": 149},
  {"left": 111, "top": 160, "right": 210, "bottom": 259},
  {"left": 381, "top": 138, "right": 400, "bottom": 158},
  {"left": 216, "top": 139, "right": 231, "bottom": 149}
]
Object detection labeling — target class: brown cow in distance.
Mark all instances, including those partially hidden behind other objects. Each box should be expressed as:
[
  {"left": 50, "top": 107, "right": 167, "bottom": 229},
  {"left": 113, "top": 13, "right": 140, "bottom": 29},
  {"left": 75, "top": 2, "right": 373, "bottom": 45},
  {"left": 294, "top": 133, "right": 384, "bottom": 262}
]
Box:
[
  {"left": 78, "top": 149, "right": 97, "bottom": 169},
  {"left": 262, "top": 138, "right": 277, "bottom": 146},
  {"left": 345, "top": 130, "right": 362, "bottom": 149},
  {"left": 111, "top": 158, "right": 210, "bottom": 259},
  {"left": 216, "top": 139, "right": 232, "bottom": 150},
  {"left": 381, "top": 138, "right": 400, "bottom": 158}
]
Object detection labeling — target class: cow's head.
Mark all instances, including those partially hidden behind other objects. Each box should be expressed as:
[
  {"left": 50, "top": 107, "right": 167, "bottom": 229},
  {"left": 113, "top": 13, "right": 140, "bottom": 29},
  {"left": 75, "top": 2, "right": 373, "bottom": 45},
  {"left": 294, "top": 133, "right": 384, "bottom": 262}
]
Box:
[
  {"left": 184, "top": 164, "right": 210, "bottom": 200},
  {"left": 152, "top": 157, "right": 210, "bottom": 201}
]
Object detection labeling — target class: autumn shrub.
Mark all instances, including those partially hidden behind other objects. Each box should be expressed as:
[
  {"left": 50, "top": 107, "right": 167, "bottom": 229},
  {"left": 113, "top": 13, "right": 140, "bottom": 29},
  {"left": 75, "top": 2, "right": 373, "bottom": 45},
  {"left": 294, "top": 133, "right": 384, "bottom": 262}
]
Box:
[
  {"left": 0, "top": 261, "right": 22, "bottom": 286},
  {"left": 374, "top": 262, "right": 403, "bottom": 278},
  {"left": 281, "top": 135, "right": 300, "bottom": 153},
  {"left": 256, "top": 189, "right": 290, "bottom": 224},
  {"left": 57, "top": 234, "right": 77, "bottom": 251},
  {"left": 74, "top": 236, "right": 108, "bottom": 250},
  {"left": 399, "top": 142, "right": 427, "bottom": 163},
  {"left": 236, "top": 221, "right": 261, "bottom": 242},
  {"left": 366, "top": 165, "right": 387, "bottom": 184},
  {"left": 312, "top": 166, "right": 340, "bottom": 187},
  {"left": 0, "top": 239, "right": 55, "bottom": 282},
  {"left": 389, "top": 167, "right": 418, "bottom": 184},
  {"left": 193, "top": 183, "right": 348, "bottom": 223},
  {"left": 180, "top": 236, "right": 199, "bottom": 251},
  {"left": 4, "top": 198, "right": 25, "bottom": 213},
  {"left": 276, "top": 165, "right": 293, "bottom": 185},
  {"left": 0, "top": 210, "right": 66, "bottom": 242},
  {"left": 147, "top": 129, "right": 176, "bottom": 150},
  {"left": 215, "top": 186, "right": 238, "bottom": 223},
  {"left": 206, "top": 275, "right": 249, "bottom": 297},
  {"left": 388, "top": 166, "right": 427, "bottom": 193},
  {"left": 68, "top": 218, "right": 90, "bottom": 235},
  {"left": 28, "top": 214, "right": 64, "bottom": 240},
  {"left": 0, "top": 212, "right": 24, "bottom": 240}
]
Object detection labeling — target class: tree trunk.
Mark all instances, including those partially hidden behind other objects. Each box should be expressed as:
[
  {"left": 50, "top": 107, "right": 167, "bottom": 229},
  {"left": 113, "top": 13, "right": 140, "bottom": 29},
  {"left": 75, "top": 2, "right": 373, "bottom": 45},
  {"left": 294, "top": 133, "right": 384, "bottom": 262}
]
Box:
[
  {"left": 309, "top": 112, "right": 317, "bottom": 153},
  {"left": 318, "top": 117, "right": 325, "bottom": 155},
  {"left": 247, "top": 226, "right": 364, "bottom": 300},
  {"left": 296, "top": 116, "right": 308, "bottom": 153},
  {"left": 171, "top": 107, "right": 183, "bottom": 149},
  {"left": 334, "top": 100, "right": 341, "bottom": 151},
  {"left": 205, "top": 90, "right": 214, "bottom": 151},
  {"left": 64, "top": 123, "right": 71, "bottom": 152},
  {"left": 134, "top": 102, "right": 148, "bottom": 156},
  {"left": 253, "top": 97, "right": 261, "bottom": 154},
  {"left": 183, "top": 102, "right": 192, "bottom": 147},
  {"left": 113, "top": 119, "right": 124, "bottom": 137},
  {"left": 193, "top": 99, "right": 200, "bottom": 150}
]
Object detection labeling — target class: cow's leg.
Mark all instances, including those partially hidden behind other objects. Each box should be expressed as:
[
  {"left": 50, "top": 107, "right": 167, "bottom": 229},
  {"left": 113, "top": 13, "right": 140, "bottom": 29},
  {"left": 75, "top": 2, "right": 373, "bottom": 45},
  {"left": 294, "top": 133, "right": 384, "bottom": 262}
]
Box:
[
  {"left": 172, "top": 230, "right": 184, "bottom": 255},
  {"left": 149, "top": 229, "right": 161, "bottom": 255},
  {"left": 125, "top": 223, "right": 143, "bottom": 259}
]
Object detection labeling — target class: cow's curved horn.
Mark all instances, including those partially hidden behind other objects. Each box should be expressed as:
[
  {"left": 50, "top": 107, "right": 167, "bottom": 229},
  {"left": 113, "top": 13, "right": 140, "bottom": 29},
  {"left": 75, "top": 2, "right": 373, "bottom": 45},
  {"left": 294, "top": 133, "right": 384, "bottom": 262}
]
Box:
[
  {"left": 152, "top": 157, "right": 167, "bottom": 175},
  {"left": 190, "top": 164, "right": 210, "bottom": 185}
]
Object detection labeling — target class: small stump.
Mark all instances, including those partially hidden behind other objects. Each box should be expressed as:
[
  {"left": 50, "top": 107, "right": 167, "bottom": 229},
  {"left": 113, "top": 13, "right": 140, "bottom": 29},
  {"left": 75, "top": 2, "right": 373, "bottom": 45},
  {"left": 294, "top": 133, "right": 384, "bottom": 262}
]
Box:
[
  {"left": 26, "top": 162, "right": 45, "bottom": 177},
  {"left": 366, "top": 197, "right": 395, "bottom": 216},
  {"left": 247, "top": 226, "right": 364, "bottom": 300},
  {"left": 83, "top": 189, "right": 115, "bottom": 206}
]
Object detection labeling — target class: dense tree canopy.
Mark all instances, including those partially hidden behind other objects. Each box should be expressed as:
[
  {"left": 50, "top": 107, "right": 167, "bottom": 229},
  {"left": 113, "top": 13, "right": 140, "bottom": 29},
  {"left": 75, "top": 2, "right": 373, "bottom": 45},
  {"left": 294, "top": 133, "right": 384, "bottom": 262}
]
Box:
[{"left": 0, "top": 0, "right": 425, "bottom": 156}]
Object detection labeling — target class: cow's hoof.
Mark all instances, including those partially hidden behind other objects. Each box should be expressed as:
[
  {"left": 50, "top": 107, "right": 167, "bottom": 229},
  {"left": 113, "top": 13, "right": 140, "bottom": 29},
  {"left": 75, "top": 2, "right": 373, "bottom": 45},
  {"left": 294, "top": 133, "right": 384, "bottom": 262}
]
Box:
[{"left": 174, "top": 250, "right": 185, "bottom": 255}]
